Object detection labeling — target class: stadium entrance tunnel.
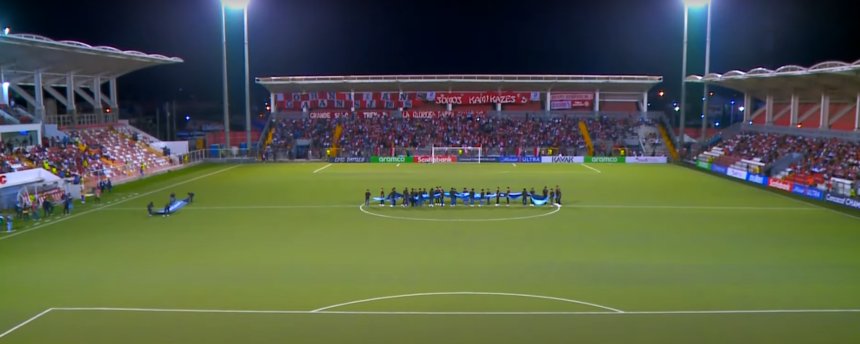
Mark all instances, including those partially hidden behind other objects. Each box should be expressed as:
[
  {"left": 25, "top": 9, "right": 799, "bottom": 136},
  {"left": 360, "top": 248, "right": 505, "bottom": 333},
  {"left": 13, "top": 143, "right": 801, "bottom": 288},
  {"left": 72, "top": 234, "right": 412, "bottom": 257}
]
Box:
[
  {"left": 358, "top": 204, "right": 561, "bottom": 222},
  {"left": 310, "top": 292, "right": 622, "bottom": 313}
]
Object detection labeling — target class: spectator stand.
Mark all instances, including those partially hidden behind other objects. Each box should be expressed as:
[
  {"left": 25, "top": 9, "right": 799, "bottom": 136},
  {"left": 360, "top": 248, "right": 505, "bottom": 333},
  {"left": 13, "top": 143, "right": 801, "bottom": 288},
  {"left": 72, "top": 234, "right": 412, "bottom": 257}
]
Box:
[{"left": 255, "top": 74, "right": 666, "bottom": 161}]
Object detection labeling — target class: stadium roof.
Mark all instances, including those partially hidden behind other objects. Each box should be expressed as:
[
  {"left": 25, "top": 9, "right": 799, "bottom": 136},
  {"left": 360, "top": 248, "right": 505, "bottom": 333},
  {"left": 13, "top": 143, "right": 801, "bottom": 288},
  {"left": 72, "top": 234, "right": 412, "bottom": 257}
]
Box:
[
  {"left": 0, "top": 33, "right": 183, "bottom": 86},
  {"left": 685, "top": 59, "right": 860, "bottom": 101},
  {"left": 256, "top": 74, "right": 662, "bottom": 94}
]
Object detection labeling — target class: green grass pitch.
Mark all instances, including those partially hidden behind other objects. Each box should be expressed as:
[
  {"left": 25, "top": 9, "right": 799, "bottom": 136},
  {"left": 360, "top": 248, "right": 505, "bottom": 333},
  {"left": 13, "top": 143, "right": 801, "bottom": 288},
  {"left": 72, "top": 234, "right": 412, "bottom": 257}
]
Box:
[{"left": 1, "top": 162, "right": 859, "bottom": 343}]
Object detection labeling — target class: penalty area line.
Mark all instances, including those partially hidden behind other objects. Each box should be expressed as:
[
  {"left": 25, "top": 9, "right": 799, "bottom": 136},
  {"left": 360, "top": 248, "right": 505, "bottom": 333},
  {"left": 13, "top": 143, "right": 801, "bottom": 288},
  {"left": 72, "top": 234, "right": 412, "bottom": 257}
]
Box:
[
  {"left": 0, "top": 308, "right": 54, "bottom": 339},
  {"left": 44, "top": 307, "right": 860, "bottom": 316},
  {"left": 312, "top": 164, "right": 332, "bottom": 173},
  {"left": 581, "top": 164, "right": 601, "bottom": 173}
]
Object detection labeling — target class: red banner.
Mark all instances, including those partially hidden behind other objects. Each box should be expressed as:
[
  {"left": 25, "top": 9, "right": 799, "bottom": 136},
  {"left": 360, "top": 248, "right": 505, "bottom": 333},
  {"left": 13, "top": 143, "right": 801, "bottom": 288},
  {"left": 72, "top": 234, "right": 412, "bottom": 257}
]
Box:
[
  {"left": 402, "top": 110, "right": 487, "bottom": 118},
  {"left": 550, "top": 100, "right": 592, "bottom": 109},
  {"left": 767, "top": 179, "right": 793, "bottom": 192},
  {"left": 434, "top": 93, "right": 529, "bottom": 105},
  {"left": 308, "top": 111, "right": 389, "bottom": 119},
  {"left": 414, "top": 155, "right": 457, "bottom": 163},
  {"left": 550, "top": 93, "right": 594, "bottom": 101}
]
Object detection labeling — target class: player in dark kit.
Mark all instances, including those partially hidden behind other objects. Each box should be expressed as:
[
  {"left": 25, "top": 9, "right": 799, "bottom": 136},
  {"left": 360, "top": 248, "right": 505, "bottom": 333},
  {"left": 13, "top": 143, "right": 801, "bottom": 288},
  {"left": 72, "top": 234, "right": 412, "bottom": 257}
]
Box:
[
  {"left": 389, "top": 188, "right": 397, "bottom": 207},
  {"left": 438, "top": 187, "right": 445, "bottom": 207},
  {"left": 365, "top": 189, "right": 371, "bottom": 205},
  {"left": 147, "top": 202, "right": 154, "bottom": 217},
  {"left": 506, "top": 187, "right": 511, "bottom": 206},
  {"left": 495, "top": 187, "right": 501, "bottom": 207},
  {"left": 542, "top": 186, "right": 549, "bottom": 198},
  {"left": 555, "top": 185, "right": 562, "bottom": 205},
  {"left": 380, "top": 188, "right": 385, "bottom": 206},
  {"left": 549, "top": 189, "right": 555, "bottom": 205},
  {"left": 402, "top": 187, "right": 409, "bottom": 207},
  {"left": 522, "top": 188, "right": 528, "bottom": 206},
  {"left": 450, "top": 187, "right": 457, "bottom": 207},
  {"left": 479, "top": 189, "right": 485, "bottom": 207},
  {"left": 469, "top": 188, "right": 476, "bottom": 207}
]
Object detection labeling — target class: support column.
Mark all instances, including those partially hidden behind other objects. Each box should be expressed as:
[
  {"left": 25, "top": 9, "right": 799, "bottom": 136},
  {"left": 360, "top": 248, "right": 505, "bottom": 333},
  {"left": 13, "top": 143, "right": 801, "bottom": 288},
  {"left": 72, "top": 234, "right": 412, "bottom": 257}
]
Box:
[
  {"left": 66, "top": 74, "right": 77, "bottom": 125},
  {"left": 269, "top": 93, "right": 276, "bottom": 114},
  {"left": 34, "top": 72, "right": 45, "bottom": 121},
  {"left": 545, "top": 91, "right": 551, "bottom": 111},
  {"left": 447, "top": 103, "right": 452, "bottom": 111},
  {"left": 594, "top": 90, "right": 600, "bottom": 112},
  {"left": 743, "top": 93, "right": 752, "bottom": 123},
  {"left": 820, "top": 93, "right": 830, "bottom": 130},
  {"left": 350, "top": 90, "right": 355, "bottom": 112},
  {"left": 765, "top": 95, "right": 774, "bottom": 125},
  {"left": 92, "top": 77, "right": 103, "bottom": 123},
  {"left": 109, "top": 78, "right": 119, "bottom": 123},
  {"left": 642, "top": 92, "right": 648, "bottom": 116},
  {"left": 1, "top": 80, "right": 8, "bottom": 106},
  {"left": 789, "top": 94, "right": 799, "bottom": 126},
  {"left": 855, "top": 93, "right": 860, "bottom": 132}
]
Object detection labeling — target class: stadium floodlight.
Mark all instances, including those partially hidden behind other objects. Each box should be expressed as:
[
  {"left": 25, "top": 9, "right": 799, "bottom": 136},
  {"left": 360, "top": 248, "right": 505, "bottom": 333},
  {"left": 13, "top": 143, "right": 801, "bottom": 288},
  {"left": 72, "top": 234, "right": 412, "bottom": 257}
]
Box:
[
  {"left": 738, "top": 106, "right": 745, "bottom": 111},
  {"left": 222, "top": 0, "right": 250, "bottom": 9},
  {"left": 682, "top": 0, "right": 711, "bottom": 8},
  {"left": 3, "top": 27, "right": 9, "bottom": 35}
]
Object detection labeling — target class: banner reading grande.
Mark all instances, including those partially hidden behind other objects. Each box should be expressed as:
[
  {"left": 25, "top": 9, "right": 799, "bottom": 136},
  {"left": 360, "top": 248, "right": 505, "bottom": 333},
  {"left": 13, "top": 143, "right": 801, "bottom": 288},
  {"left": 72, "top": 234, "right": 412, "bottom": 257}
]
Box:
[
  {"left": 371, "top": 156, "right": 410, "bottom": 163},
  {"left": 584, "top": 156, "right": 625, "bottom": 163}
]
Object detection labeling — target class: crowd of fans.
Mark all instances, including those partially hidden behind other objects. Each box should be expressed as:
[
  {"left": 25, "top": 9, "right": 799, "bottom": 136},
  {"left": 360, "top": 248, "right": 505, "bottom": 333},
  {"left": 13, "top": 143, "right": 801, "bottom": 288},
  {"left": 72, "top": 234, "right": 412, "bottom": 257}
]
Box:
[{"left": 716, "top": 132, "right": 860, "bottom": 182}]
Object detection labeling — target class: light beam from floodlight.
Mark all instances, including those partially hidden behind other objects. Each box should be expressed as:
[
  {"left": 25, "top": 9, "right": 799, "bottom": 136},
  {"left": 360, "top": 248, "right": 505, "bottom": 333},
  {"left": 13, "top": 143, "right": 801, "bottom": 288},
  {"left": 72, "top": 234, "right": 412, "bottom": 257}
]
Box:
[
  {"left": 222, "top": 0, "right": 250, "bottom": 9},
  {"left": 683, "top": 0, "right": 711, "bottom": 8}
]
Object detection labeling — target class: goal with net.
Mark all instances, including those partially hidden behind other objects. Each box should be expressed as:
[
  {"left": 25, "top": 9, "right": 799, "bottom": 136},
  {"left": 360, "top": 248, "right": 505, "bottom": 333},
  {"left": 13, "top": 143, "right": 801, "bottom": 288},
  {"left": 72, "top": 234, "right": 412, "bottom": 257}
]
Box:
[{"left": 429, "top": 146, "right": 483, "bottom": 164}]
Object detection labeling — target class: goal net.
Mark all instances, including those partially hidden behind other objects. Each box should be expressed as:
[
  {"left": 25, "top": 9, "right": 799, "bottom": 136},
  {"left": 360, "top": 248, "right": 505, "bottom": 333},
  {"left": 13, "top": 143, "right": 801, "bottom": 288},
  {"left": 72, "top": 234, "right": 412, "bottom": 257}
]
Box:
[{"left": 430, "top": 146, "right": 483, "bottom": 164}]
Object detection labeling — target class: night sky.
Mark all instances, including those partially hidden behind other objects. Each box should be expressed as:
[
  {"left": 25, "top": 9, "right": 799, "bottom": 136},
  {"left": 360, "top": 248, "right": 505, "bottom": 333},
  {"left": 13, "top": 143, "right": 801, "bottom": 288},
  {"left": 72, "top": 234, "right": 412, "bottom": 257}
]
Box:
[{"left": 2, "top": 0, "right": 859, "bottom": 111}]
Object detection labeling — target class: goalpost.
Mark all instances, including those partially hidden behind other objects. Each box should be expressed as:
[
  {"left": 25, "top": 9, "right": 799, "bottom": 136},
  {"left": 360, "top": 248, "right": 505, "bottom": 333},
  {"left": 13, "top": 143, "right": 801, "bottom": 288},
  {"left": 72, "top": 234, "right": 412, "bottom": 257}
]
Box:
[{"left": 431, "top": 146, "right": 482, "bottom": 164}]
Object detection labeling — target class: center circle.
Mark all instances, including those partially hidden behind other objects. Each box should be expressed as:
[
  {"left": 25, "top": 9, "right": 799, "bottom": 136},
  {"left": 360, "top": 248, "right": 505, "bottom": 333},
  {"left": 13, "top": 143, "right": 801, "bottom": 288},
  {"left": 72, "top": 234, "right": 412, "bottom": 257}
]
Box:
[{"left": 358, "top": 204, "right": 562, "bottom": 222}]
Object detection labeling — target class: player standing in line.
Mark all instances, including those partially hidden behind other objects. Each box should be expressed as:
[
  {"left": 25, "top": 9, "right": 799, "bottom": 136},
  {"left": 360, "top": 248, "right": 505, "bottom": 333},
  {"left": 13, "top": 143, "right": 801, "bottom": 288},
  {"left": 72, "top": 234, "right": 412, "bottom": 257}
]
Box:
[
  {"left": 365, "top": 189, "right": 371, "bottom": 205},
  {"left": 450, "top": 187, "right": 457, "bottom": 207},
  {"left": 188, "top": 192, "right": 195, "bottom": 203},
  {"left": 380, "top": 188, "right": 385, "bottom": 206},
  {"left": 522, "top": 188, "right": 529, "bottom": 206},
  {"left": 429, "top": 187, "right": 435, "bottom": 208},
  {"left": 469, "top": 188, "right": 476, "bottom": 207},
  {"left": 506, "top": 187, "right": 511, "bottom": 206},
  {"left": 478, "top": 189, "right": 485, "bottom": 207},
  {"left": 163, "top": 203, "right": 170, "bottom": 217},
  {"left": 495, "top": 187, "right": 501, "bottom": 207},
  {"left": 549, "top": 188, "right": 555, "bottom": 206},
  {"left": 555, "top": 185, "right": 562, "bottom": 205},
  {"left": 402, "top": 187, "right": 409, "bottom": 207},
  {"left": 542, "top": 186, "right": 549, "bottom": 199},
  {"left": 389, "top": 188, "right": 397, "bottom": 208},
  {"left": 529, "top": 187, "right": 536, "bottom": 206}
]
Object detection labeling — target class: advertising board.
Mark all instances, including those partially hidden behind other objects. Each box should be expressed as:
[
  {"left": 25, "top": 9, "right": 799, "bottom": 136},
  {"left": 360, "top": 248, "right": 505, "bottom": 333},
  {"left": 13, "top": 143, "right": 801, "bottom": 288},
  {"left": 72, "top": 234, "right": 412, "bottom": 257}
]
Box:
[
  {"left": 371, "top": 156, "right": 409, "bottom": 163},
  {"left": 414, "top": 155, "right": 457, "bottom": 163},
  {"left": 551, "top": 156, "right": 585, "bottom": 163},
  {"left": 521, "top": 156, "right": 542, "bottom": 163},
  {"left": 584, "top": 156, "right": 625, "bottom": 163},
  {"left": 824, "top": 193, "right": 860, "bottom": 210},
  {"left": 767, "top": 179, "right": 793, "bottom": 192},
  {"left": 457, "top": 157, "right": 498, "bottom": 163},
  {"left": 791, "top": 184, "right": 824, "bottom": 200},
  {"left": 711, "top": 164, "right": 728, "bottom": 174},
  {"left": 726, "top": 168, "right": 748, "bottom": 180},
  {"left": 626, "top": 157, "right": 668, "bottom": 164},
  {"left": 745, "top": 173, "right": 768, "bottom": 186},
  {"left": 329, "top": 157, "right": 368, "bottom": 163}
]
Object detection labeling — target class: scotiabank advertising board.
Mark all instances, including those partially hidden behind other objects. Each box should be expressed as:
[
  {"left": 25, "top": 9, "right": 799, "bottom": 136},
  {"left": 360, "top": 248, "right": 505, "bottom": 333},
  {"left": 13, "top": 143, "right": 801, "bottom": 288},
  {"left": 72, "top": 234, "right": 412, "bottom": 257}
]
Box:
[
  {"left": 767, "top": 179, "right": 793, "bottom": 192},
  {"left": 414, "top": 155, "right": 457, "bottom": 163}
]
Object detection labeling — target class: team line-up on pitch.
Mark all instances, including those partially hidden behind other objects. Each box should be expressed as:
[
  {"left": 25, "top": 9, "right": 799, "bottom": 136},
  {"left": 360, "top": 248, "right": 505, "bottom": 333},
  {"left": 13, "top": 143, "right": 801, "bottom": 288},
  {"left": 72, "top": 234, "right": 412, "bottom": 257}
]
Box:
[{"left": 365, "top": 186, "right": 563, "bottom": 207}]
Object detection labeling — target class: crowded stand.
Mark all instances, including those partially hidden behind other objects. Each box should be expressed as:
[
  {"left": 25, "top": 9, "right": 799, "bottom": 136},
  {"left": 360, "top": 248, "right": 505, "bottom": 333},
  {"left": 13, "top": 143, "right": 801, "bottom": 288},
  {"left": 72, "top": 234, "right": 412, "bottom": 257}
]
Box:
[
  {"left": 705, "top": 132, "right": 860, "bottom": 191},
  {"left": 267, "top": 115, "right": 591, "bottom": 157}
]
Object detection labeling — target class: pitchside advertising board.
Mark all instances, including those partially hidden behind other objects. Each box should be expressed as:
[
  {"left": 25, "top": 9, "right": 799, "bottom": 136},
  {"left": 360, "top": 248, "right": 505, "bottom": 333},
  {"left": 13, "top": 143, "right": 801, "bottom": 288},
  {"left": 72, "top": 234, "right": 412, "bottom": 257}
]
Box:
[
  {"left": 585, "top": 157, "right": 625, "bottom": 163},
  {"left": 370, "top": 156, "right": 411, "bottom": 163},
  {"left": 329, "top": 157, "right": 368, "bottom": 163},
  {"left": 499, "top": 156, "right": 541, "bottom": 163},
  {"left": 824, "top": 193, "right": 860, "bottom": 210},
  {"left": 708, "top": 163, "right": 850, "bottom": 206},
  {"left": 625, "top": 157, "right": 668, "bottom": 164}
]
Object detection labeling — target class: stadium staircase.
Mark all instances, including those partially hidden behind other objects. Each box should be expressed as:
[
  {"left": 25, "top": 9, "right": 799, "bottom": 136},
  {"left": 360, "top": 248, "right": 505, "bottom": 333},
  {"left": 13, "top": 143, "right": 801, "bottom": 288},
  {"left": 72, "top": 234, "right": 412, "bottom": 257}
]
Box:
[
  {"left": 657, "top": 123, "right": 680, "bottom": 161},
  {"left": 330, "top": 123, "right": 343, "bottom": 156},
  {"left": 578, "top": 121, "right": 595, "bottom": 156}
]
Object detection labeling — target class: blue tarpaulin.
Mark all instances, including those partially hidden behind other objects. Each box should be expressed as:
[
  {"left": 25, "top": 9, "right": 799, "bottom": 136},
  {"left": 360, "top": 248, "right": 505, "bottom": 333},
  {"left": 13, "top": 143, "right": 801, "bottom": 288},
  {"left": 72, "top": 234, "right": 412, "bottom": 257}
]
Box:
[{"left": 155, "top": 198, "right": 190, "bottom": 215}]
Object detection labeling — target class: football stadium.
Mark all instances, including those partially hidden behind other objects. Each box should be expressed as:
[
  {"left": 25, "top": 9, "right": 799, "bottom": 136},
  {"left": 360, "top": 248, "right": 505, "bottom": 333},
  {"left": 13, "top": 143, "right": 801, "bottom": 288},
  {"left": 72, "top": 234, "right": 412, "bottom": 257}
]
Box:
[{"left": 2, "top": 7, "right": 860, "bottom": 344}]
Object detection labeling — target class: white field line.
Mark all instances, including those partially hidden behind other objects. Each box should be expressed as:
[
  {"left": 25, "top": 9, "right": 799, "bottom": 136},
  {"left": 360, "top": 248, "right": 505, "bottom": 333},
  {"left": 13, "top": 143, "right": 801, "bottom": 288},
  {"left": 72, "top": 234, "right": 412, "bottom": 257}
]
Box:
[
  {"left": 512, "top": 163, "right": 517, "bottom": 167},
  {"left": 581, "top": 163, "right": 602, "bottom": 173},
  {"left": 0, "top": 165, "right": 241, "bottom": 241},
  {"left": 100, "top": 204, "right": 818, "bottom": 212},
  {"left": 676, "top": 164, "right": 860, "bottom": 221},
  {"left": 310, "top": 292, "right": 624, "bottom": 313},
  {"left": 0, "top": 308, "right": 54, "bottom": 339},
  {"left": 312, "top": 164, "right": 332, "bottom": 173},
  {"left": 46, "top": 307, "right": 860, "bottom": 316},
  {"left": 396, "top": 163, "right": 400, "bottom": 167}
]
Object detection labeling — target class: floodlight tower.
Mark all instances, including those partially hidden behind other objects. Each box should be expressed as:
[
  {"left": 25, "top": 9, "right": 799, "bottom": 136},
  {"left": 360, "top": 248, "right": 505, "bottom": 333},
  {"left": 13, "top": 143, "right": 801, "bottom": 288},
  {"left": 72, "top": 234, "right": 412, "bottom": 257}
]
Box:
[
  {"left": 678, "top": 0, "right": 712, "bottom": 157},
  {"left": 221, "top": 0, "right": 252, "bottom": 154}
]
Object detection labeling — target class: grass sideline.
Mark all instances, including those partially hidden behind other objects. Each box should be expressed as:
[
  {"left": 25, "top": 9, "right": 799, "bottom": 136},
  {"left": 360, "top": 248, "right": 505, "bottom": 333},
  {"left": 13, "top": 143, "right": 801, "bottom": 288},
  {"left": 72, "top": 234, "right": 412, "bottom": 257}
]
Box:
[{"left": 1, "top": 162, "right": 859, "bottom": 344}]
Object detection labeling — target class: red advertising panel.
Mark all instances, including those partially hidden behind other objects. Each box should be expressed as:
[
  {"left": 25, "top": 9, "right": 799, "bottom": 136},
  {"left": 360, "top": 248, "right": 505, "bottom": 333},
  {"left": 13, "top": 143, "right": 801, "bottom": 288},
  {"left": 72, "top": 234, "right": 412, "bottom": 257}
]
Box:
[
  {"left": 550, "top": 93, "right": 594, "bottom": 101},
  {"left": 414, "top": 155, "right": 457, "bottom": 163},
  {"left": 402, "top": 110, "right": 487, "bottom": 118},
  {"left": 550, "top": 100, "right": 592, "bottom": 109}
]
